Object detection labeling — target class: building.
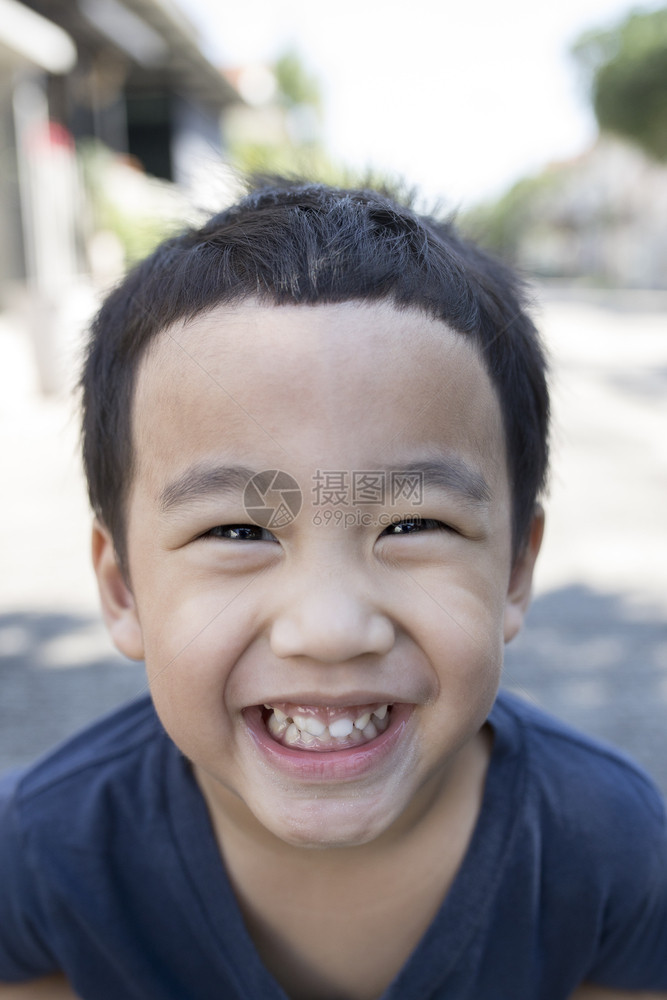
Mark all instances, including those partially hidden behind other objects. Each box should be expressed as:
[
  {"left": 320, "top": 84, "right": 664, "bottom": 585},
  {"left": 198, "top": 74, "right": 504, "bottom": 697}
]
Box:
[{"left": 0, "top": 0, "right": 241, "bottom": 390}]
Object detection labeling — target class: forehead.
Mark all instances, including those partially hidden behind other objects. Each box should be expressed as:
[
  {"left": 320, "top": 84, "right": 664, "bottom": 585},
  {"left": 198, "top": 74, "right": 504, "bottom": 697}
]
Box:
[{"left": 132, "top": 300, "right": 507, "bottom": 490}]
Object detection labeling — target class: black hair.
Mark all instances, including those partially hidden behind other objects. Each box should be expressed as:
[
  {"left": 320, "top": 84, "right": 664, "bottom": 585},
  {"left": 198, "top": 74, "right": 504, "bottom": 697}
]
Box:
[{"left": 81, "top": 178, "right": 549, "bottom": 571}]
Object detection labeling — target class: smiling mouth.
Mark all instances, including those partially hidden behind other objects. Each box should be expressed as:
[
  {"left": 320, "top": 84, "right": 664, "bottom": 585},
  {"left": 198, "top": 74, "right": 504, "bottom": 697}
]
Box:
[{"left": 260, "top": 703, "right": 392, "bottom": 752}]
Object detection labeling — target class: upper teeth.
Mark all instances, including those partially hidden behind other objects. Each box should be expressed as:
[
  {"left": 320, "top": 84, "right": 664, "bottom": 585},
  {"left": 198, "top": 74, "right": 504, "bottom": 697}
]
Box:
[
  {"left": 328, "top": 717, "right": 354, "bottom": 738},
  {"left": 292, "top": 714, "right": 326, "bottom": 736},
  {"left": 264, "top": 704, "right": 391, "bottom": 746}
]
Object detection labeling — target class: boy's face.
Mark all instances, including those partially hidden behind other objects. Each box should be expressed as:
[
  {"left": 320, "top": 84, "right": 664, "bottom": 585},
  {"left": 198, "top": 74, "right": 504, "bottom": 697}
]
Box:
[{"left": 95, "top": 300, "right": 540, "bottom": 849}]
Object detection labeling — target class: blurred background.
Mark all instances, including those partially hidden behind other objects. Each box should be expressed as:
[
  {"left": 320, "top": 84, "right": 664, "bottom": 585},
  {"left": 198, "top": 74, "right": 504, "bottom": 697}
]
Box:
[{"left": 1, "top": 0, "right": 666, "bottom": 790}]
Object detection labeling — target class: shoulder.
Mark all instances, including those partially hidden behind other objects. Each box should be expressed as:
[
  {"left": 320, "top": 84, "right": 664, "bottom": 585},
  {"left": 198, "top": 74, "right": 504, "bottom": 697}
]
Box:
[
  {"left": 7, "top": 694, "right": 164, "bottom": 794},
  {"left": 489, "top": 690, "right": 667, "bottom": 985},
  {"left": 491, "top": 689, "right": 666, "bottom": 869},
  {"left": 0, "top": 697, "right": 182, "bottom": 980},
  {"left": 1, "top": 696, "right": 173, "bottom": 847}
]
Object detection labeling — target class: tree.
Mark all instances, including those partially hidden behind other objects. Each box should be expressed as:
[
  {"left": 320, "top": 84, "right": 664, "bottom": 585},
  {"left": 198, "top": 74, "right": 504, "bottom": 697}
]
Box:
[
  {"left": 273, "top": 49, "right": 322, "bottom": 112},
  {"left": 572, "top": 7, "right": 667, "bottom": 160},
  {"left": 225, "top": 47, "right": 332, "bottom": 180}
]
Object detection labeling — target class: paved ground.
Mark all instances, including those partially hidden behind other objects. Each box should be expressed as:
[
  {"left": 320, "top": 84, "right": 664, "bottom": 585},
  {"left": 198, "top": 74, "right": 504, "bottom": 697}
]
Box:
[{"left": 1, "top": 286, "right": 666, "bottom": 791}]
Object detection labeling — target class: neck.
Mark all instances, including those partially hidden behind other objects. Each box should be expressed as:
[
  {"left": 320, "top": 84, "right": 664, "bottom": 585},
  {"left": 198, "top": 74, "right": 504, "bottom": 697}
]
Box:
[{"left": 194, "top": 727, "right": 493, "bottom": 1000}]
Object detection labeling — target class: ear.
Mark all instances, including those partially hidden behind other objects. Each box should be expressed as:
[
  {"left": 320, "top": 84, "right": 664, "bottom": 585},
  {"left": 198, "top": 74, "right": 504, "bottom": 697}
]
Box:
[
  {"left": 503, "top": 506, "right": 545, "bottom": 644},
  {"left": 92, "top": 519, "right": 145, "bottom": 661}
]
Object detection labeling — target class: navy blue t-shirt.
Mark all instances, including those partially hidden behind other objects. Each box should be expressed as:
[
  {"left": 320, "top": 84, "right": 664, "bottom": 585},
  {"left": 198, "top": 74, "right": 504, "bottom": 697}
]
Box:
[{"left": 1, "top": 690, "right": 666, "bottom": 999}]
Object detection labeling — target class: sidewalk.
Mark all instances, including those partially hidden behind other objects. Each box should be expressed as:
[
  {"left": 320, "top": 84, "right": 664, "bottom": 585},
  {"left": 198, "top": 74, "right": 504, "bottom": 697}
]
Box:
[
  {"left": 1, "top": 288, "right": 666, "bottom": 790},
  {"left": 506, "top": 289, "right": 667, "bottom": 791}
]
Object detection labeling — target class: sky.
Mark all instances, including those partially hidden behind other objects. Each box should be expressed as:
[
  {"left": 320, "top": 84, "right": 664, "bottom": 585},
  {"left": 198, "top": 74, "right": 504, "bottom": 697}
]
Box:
[{"left": 176, "top": 0, "right": 659, "bottom": 208}]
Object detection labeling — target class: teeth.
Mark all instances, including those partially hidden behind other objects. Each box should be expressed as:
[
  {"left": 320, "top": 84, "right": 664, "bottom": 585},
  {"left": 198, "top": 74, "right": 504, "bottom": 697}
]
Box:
[
  {"left": 328, "top": 717, "right": 355, "bottom": 738},
  {"left": 268, "top": 712, "right": 288, "bottom": 737},
  {"left": 362, "top": 721, "right": 378, "bottom": 740},
  {"left": 263, "top": 703, "right": 393, "bottom": 749},
  {"left": 284, "top": 723, "right": 300, "bottom": 745},
  {"left": 292, "top": 714, "right": 327, "bottom": 736}
]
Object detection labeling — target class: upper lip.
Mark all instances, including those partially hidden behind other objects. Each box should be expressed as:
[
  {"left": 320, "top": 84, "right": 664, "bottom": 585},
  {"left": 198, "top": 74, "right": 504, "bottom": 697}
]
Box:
[{"left": 254, "top": 693, "right": 406, "bottom": 709}]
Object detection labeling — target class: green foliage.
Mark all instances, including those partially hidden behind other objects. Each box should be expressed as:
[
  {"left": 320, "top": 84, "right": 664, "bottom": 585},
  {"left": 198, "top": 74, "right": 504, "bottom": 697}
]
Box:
[
  {"left": 95, "top": 202, "right": 176, "bottom": 266},
  {"left": 572, "top": 7, "right": 667, "bottom": 160},
  {"left": 227, "top": 47, "right": 356, "bottom": 186},
  {"left": 459, "top": 170, "right": 563, "bottom": 262},
  {"left": 78, "top": 140, "right": 181, "bottom": 266},
  {"left": 228, "top": 141, "right": 341, "bottom": 186},
  {"left": 273, "top": 49, "right": 322, "bottom": 111},
  {"left": 226, "top": 48, "right": 414, "bottom": 204}
]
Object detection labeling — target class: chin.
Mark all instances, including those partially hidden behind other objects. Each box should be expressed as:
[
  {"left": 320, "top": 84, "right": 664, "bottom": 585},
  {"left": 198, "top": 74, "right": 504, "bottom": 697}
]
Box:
[{"left": 253, "top": 794, "right": 400, "bottom": 850}]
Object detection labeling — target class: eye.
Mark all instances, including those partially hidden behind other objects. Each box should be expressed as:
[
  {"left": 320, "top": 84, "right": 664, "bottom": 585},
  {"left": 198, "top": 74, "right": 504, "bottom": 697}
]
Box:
[
  {"left": 381, "top": 517, "right": 453, "bottom": 536},
  {"left": 202, "top": 524, "right": 278, "bottom": 542}
]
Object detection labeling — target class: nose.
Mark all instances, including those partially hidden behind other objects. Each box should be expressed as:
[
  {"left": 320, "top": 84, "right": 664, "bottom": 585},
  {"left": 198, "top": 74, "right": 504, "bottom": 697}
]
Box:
[{"left": 270, "top": 578, "right": 395, "bottom": 663}]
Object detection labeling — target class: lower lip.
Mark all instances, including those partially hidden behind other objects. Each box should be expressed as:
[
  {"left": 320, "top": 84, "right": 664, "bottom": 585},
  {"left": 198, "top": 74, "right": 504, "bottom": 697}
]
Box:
[{"left": 243, "top": 704, "right": 413, "bottom": 782}]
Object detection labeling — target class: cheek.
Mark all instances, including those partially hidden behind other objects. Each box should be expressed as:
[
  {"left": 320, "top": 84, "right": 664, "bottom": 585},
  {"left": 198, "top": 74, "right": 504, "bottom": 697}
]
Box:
[
  {"left": 407, "top": 562, "right": 507, "bottom": 722},
  {"left": 135, "top": 556, "right": 250, "bottom": 659},
  {"left": 427, "top": 616, "right": 504, "bottom": 713},
  {"left": 144, "top": 615, "right": 244, "bottom": 768},
  {"left": 418, "top": 599, "right": 503, "bottom": 749},
  {"left": 416, "top": 557, "right": 509, "bottom": 650},
  {"left": 138, "top": 582, "right": 259, "bottom": 731}
]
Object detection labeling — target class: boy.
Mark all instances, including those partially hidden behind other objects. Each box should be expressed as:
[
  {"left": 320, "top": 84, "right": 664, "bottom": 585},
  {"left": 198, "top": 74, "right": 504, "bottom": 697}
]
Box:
[{"left": 1, "top": 180, "right": 666, "bottom": 1000}]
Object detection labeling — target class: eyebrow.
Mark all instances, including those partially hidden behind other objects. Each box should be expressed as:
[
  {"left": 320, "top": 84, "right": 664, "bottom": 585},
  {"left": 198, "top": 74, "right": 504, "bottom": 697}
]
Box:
[
  {"left": 159, "top": 464, "right": 258, "bottom": 513},
  {"left": 384, "top": 459, "right": 491, "bottom": 507},
  {"left": 158, "top": 457, "right": 491, "bottom": 515}
]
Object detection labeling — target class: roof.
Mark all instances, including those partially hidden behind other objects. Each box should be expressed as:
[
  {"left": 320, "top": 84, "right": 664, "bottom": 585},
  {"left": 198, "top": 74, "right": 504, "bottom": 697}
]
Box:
[
  {"left": 16, "top": 0, "right": 240, "bottom": 106},
  {"left": 0, "top": 0, "right": 76, "bottom": 73}
]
